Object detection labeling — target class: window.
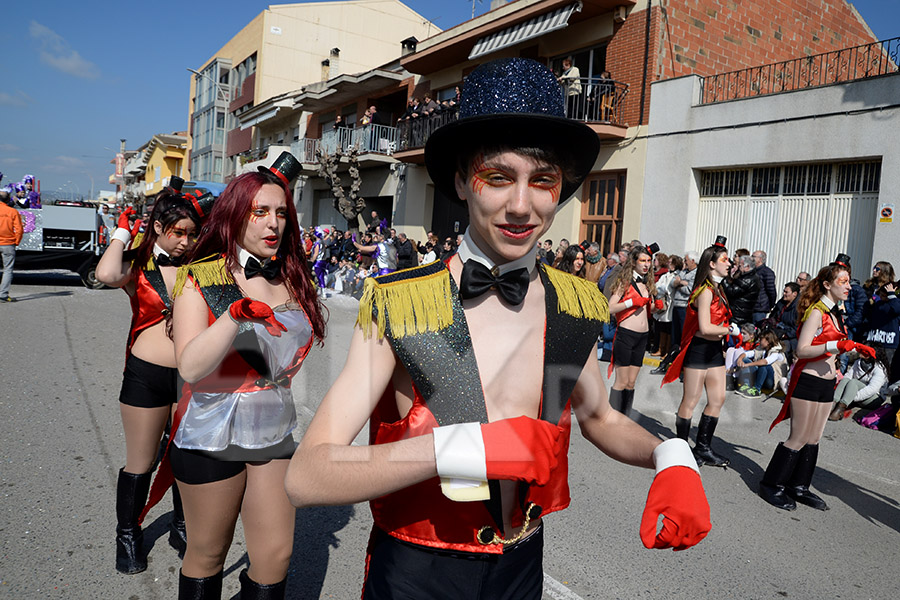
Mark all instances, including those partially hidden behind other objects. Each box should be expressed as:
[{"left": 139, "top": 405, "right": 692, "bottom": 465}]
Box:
[
  {"left": 751, "top": 167, "right": 780, "bottom": 196},
  {"left": 580, "top": 171, "right": 626, "bottom": 256},
  {"left": 701, "top": 170, "right": 748, "bottom": 196}
]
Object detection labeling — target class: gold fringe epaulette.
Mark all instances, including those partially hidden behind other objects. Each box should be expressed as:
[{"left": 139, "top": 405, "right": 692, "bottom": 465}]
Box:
[
  {"left": 802, "top": 300, "right": 829, "bottom": 323},
  {"left": 131, "top": 231, "right": 144, "bottom": 250},
  {"left": 357, "top": 263, "right": 454, "bottom": 339},
  {"left": 173, "top": 254, "right": 232, "bottom": 297},
  {"left": 542, "top": 264, "right": 609, "bottom": 322},
  {"left": 689, "top": 281, "right": 712, "bottom": 305}
]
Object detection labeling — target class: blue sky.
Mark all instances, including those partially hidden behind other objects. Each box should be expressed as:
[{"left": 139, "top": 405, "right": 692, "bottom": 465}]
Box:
[{"left": 1, "top": 0, "right": 896, "bottom": 199}]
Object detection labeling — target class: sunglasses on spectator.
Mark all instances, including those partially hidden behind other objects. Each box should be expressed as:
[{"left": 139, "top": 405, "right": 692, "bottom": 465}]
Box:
[
  {"left": 873, "top": 266, "right": 882, "bottom": 272},
  {"left": 796, "top": 276, "right": 808, "bottom": 282}
]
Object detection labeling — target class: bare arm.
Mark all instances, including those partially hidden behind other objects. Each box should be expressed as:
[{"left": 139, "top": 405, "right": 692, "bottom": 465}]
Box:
[
  {"left": 695, "top": 289, "right": 729, "bottom": 337},
  {"left": 95, "top": 239, "right": 133, "bottom": 288},
  {"left": 795, "top": 309, "right": 828, "bottom": 360},
  {"left": 354, "top": 242, "right": 378, "bottom": 253},
  {"left": 571, "top": 352, "right": 658, "bottom": 468},
  {"left": 285, "top": 327, "right": 437, "bottom": 508},
  {"left": 608, "top": 289, "right": 629, "bottom": 315},
  {"left": 173, "top": 277, "right": 241, "bottom": 383}
]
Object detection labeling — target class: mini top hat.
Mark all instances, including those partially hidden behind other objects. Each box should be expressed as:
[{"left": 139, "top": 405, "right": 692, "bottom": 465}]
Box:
[
  {"left": 185, "top": 191, "right": 215, "bottom": 220},
  {"left": 832, "top": 253, "right": 851, "bottom": 269},
  {"left": 22, "top": 174, "right": 35, "bottom": 184},
  {"left": 168, "top": 176, "right": 185, "bottom": 193},
  {"left": 425, "top": 58, "right": 600, "bottom": 203},
  {"left": 647, "top": 242, "right": 660, "bottom": 255},
  {"left": 259, "top": 151, "right": 301, "bottom": 188},
  {"left": 713, "top": 235, "right": 727, "bottom": 248}
]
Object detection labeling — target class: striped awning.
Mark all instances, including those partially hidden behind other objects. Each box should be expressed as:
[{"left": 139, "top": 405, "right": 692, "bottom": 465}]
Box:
[{"left": 468, "top": 2, "right": 582, "bottom": 60}]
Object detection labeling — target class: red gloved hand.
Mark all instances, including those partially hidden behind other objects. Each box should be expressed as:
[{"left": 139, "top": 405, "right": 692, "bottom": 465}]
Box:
[
  {"left": 481, "top": 416, "right": 562, "bottom": 485},
  {"left": 631, "top": 296, "right": 651, "bottom": 309},
  {"left": 653, "top": 299, "right": 665, "bottom": 311},
  {"left": 852, "top": 342, "right": 876, "bottom": 360},
  {"left": 117, "top": 207, "right": 136, "bottom": 229},
  {"left": 228, "top": 299, "right": 288, "bottom": 337},
  {"left": 640, "top": 465, "right": 711, "bottom": 551},
  {"left": 130, "top": 219, "right": 143, "bottom": 238}
]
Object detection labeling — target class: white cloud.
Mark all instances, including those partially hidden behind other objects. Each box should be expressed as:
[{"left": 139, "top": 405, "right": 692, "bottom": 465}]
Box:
[
  {"left": 0, "top": 144, "right": 20, "bottom": 153},
  {"left": 0, "top": 90, "right": 32, "bottom": 107},
  {"left": 29, "top": 21, "right": 100, "bottom": 80}
]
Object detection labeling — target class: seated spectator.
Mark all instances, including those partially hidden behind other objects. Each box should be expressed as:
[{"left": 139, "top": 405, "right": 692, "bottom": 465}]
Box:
[
  {"left": 722, "top": 255, "right": 760, "bottom": 326},
  {"left": 323, "top": 255, "right": 340, "bottom": 289},
  {"left": 830, "top": 346, "right": 890, "bottom": 420},
  {"left": 725, "top": 323, "right": 758, "bottom": 389},
  {"left": 734, "top": 330, "right": 787, "bottom": 398}
]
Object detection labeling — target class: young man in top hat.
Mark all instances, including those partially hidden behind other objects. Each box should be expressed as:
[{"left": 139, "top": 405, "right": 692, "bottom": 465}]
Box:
[{"left": 286, "top": 58, "right": 710, "bottom": 598}]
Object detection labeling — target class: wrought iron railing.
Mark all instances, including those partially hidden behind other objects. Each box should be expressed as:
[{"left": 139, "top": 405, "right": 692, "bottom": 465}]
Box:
[
  {"left": 291, "top": 124, "right": 399, "bottom": 163},
  {"left": 397, "top": 110, "right": 458, "bottom": 152},
  {"left": 700, "top": 36, "right": 900, "bottom": 104}
]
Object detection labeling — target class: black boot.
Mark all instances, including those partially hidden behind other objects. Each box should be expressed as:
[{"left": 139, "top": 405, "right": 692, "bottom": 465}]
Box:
[
  {"left": 759, "top": 443, "right": 800, "bottom": 510},
  {"left": 179, "top": 570, "right": 223, "bottom": 600},
  {"left": 675, "top": 416, "right": 691, "bottom": 442},
  {"left": 693, "top": 414, "right": 729, "bottom": 467},
  {"left": 239, "top": 568, "right": 287, "bottom": 599},
  {"left": 608, "top": 388, "right": 624, "bottom": 413},
  {"left": 620, "top": 389, "right": 635, "bottom": 417},
  {"left": 786, "top": 444, "right": 829, "bottom": 511},
  {"left": 115, "top": 468, "right": 152, "bottom": 574},
  {"left": 169, "top": 484, "right": 188, "bottom": 556}
]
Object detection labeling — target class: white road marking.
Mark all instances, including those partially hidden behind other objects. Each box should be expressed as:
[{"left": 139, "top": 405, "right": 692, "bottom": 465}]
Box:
[{"left": 543, "top": 572, "right": 586, "bottom": 600}]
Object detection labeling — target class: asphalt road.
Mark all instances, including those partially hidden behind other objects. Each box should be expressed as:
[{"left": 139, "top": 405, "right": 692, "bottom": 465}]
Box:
[{"left": 1, "top": 272, "right": 897, "bottom": 599}]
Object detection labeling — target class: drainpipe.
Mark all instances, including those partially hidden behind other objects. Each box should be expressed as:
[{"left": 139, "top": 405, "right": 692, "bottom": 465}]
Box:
[{"left": 639, "top": 0, "right": 652, "bottom": 126}]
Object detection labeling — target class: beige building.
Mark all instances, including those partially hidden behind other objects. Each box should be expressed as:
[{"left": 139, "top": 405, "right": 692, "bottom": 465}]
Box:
[{"left": 186, "top": 0, "right": 438, "bottom": 183}]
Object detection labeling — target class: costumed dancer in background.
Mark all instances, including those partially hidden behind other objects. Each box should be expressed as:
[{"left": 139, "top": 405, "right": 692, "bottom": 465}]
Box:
[
  {"left": 606, "top": 243, "right": 663, "bottom": 416},
  {"left": 353, "top": 232, "right": 397, "bottom": 275},
  {"left": 663, "top": 236, "right": 738, "bottom": 467},
  {"left": 158, "top": 152, "right": 325, "bottom": 599},
  {"left": 285, "top": 58, "right": 710, "bottom": 599},
  {"left": 22, "top": 175, "right": 41, "bottom": 209},
  {"left": 11, "top": 182, "right": 28, "bottom": 208},
  {"left": 760, "top": 254, "right": 875, "bottom": 511},
  {"left": 95, "top": 182, "right": 205, "bottom": 574},
  {"left": 311, "top": 227, "right": 329, "bottom": 288}
]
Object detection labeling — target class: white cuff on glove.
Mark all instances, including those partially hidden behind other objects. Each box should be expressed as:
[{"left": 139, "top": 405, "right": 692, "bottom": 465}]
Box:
[
  {"left": 623, "top": 299, "right": 634, "bottom": 309},
  {"left": 433, "top": 423, "right": 487, "bottom": 481},
  {"left": 728, "top": 323, "right": 741, "bottom": 336},
  {"left": 653, "top": 438, "right": 700, "bottom": 476},
  {"left": 825, "top": 341, "right": 839, "bottom": 353},
  {"left": 111, "top": 228, "right": 132, "bottom": 245}
]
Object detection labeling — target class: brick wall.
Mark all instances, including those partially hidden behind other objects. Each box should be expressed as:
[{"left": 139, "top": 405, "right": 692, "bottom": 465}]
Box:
[{"left": 606, "top": 0, "right": 879, "bottom": 126}]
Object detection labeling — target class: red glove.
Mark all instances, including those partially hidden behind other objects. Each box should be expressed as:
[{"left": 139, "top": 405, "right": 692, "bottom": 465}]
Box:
[
  {"left": 228, "top": 299, "right": 287, "bottom": 337},
  {"left": 640, "top": 440, "right": 711, "bottom": 551},
  {"left": 630, "top": 295, "right": 651, "bottom": 309},
  {"left": 653, "top": 299, "right": 665, "bottom": 311},
  {"left": 130, "top": 219, "right": 143, "bottom": 238},
  {"left": 482, "top": 416, "right": 562, "bottom": 485},
  {"left": 117, "top": 207, "right": 136, "bottom": 229}
]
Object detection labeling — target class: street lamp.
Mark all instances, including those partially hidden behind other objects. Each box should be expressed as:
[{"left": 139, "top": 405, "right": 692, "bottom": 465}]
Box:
[{"left": 187, "top": 67, "right": 229, "bottom": 184}]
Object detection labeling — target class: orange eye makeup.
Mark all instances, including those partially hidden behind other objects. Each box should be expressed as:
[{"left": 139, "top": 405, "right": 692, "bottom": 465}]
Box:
[
  {"left": 165, "top": 228, "right": 195, "bottom": 240},
  {"left": 528, "top": 170, "right": 562, "bottom": 203},
  {"left": 835, "top": 276, "right": 850, "bottom": 285},
  {"left": 248, "top": 203, "right": 287, "bottom": 223}
]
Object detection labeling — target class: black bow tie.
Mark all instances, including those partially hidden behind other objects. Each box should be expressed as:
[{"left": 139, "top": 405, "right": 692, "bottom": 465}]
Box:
[
  {"left": 459, "top": 260, "right": 530, "bottom": 306},
  {"left": 244, "top": 256, "right": 281, "bottom": 280},
  {"left": 155, "top": 253, "right": 182, "bottom": 267}
]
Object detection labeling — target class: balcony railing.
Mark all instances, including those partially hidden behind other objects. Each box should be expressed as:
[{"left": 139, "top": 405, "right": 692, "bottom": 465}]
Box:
[
  {"left": 396, "top": 78, "right": 629, "bottom": 152},
  {"left": 700, "top": 36, "right": 900, "bottom": 104},
  {"left": 290, "top": 124, "right": 399, "bottom": 163}
]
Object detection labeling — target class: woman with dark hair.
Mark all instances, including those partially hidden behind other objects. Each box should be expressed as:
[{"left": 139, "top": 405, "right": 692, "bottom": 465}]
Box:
[
  {"left": 829, "top": 344, "right": 889, "bottom": 420},
  {"left": 163, "top": 160, "right": 326, "bottom": 598},
  {"left": 862, "top": 261, "right": 899, "bottom": 368},
  {"left": 663, "top": 238, "right": 738, "bottom": 467},
  {"left": 761, "top": 256, "right": 875, "bottom": 511},
  {"left": 95, "top": 190, "right": 201, "bottom": 574},
  {"left": 557, "top": 244, "right": 586, "bottom": 278},
  {"left": 607, "top": 246, "right": 663, "bottom": 415}
]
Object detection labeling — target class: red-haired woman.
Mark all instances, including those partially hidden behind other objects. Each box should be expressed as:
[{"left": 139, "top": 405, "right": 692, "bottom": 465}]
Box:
[
  {"left": 663, "top": 237, "right": 737, "bottom": 467},
  {"left": 607, "top": 245, "right": 662, "bottom": 416},
  {"left": 96, "top": 190, "right": 201, "bottom": 574},
  {"left": 760, "top": 255, "right": 875, "bottom": 511},
  {"left": 168, "top": 156, "right": 325, "bottom": 598}
]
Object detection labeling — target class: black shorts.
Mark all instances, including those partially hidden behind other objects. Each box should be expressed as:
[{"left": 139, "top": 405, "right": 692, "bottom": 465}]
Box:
[
  {"left": 613, "top": 327, "right": 649, "bottom": 368},
  {"left": 118, "top": 355, "right": 179, "bottom": 408},
  {"left": 791, "top": 372, "right": 836, "bottom": 403},
  {"left": 171, "top": 437, "right": 296, "bottom": 485},
  {"left": 363, "top": 525, "right": 544, "bottom": 600},
  {"left": 683, "top": 336, "right": 725, "bottom": 369}
]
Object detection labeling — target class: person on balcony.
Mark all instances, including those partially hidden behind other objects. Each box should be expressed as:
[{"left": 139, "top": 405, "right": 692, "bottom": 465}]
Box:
[
  {"left": 398, "top": 97, "right": 420, "bottom": 122},
  {"left": 557, "top": 57, "right": 582, "bottom": 119},
  {"left": 421, "top": 93, "right": 439, "bottom": 117}
]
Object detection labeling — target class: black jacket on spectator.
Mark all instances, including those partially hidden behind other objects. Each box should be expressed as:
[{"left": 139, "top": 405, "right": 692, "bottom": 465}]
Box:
[
  {"left": 845, "top": 279, "right": 868, "bottom": 340},
  {"left": 862, "top": 290, "right": 900, "bottom": 350},
  {"left": 753, "top": 264, "right": 777, "bottom": 315},
  {"left": 768, "top": 297, "right": 799, "bottom": 340},
  {"left": 396, "top": 238, "right": 416, "bottom": 270},
  {"left": 335, "top": 238, "right": 357, "bottom": 262},
  {"left": 723, "top": 269, "right": 761, "bottom": 325}
]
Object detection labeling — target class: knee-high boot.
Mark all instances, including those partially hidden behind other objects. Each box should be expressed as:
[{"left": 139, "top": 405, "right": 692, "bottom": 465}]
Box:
[
  {"left": 675, "top": 416, "right": 691, "bottom": 442},
  {"left": 620, "top": 389, "right": 635, "bottom": 417},
  {"left": 179, "top": 570, "right": 223, "bottom": 600},
  {"left": 115, "top": 468, "right": 152, "bottom": 574},
  {"left": 239, "top": 568, "right": 287, "bottom": 599},
  {"left": 759, "top": 443, "right": 800, "bottom": 511},
  {"left": 608, "top": 388, "right": 624, "bottom": 413},
  {"left": 169, "top": 483, "right": 188, "bottom": 555},
  {"left": 786, "top": 444, "right": 829, "bottom": 511},
  {"left": 693, "top": 414, "right": 729, "bottom": 467}
]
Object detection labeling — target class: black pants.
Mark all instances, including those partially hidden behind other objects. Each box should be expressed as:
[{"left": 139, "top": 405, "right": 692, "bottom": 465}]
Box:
[{"left": 363, "top": 526, "right": 544, "bottom": 600}]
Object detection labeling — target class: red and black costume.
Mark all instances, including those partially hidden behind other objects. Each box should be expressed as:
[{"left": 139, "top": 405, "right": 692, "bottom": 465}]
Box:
[
  {"left": 607, "top": 277, "right": 651, "bottom": 377},
  {"left": 662, "top": 282, "right": 732, "bottom": 386}
]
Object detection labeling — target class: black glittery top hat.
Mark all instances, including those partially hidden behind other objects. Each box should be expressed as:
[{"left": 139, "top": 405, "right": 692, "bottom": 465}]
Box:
[
  {"left": 713, "top": 235, "right": 727, "bottom": 248},
  {"left": 647, "top": 242, "right": 660, "bottom": 255},
  {"left": 185, "top": 190, "right": 215, "bottom": 220},
  {"left": 832, "top": 253, "right": 851, "bottom": 269},
  {"left": 259, "top": 151, "right": 301, "bottom": 188},
  {"left": 425, "top": 58, "right": 600, "bottom": 203},
  {"left": 168, "top": 176, "right": 185, "bottom": 193}
]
